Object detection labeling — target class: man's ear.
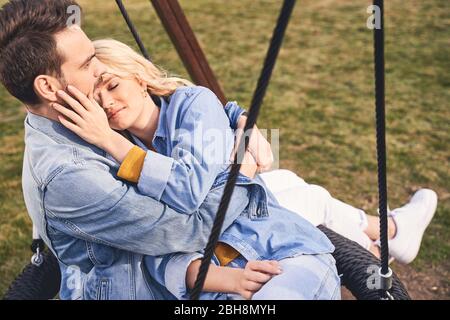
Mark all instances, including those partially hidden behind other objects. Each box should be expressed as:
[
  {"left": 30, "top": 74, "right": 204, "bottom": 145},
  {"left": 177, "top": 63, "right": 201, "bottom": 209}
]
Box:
[{"left": 33, "top": 75, "right": 64, "bottom": 103}]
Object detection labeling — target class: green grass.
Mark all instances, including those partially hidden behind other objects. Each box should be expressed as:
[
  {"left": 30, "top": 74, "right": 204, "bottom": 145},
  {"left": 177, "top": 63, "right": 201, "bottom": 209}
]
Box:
[{"left": 0, "top": 0, "right": 448, "bottom": 296}]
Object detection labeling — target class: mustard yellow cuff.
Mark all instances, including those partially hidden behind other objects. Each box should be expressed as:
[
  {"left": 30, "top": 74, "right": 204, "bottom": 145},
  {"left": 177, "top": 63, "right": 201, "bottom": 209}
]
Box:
[
  {"left": 214, "top": 242, "right": 240, "bottom": 266},
  {"left": 117, "top": 146, "right": 147, "bottom": 183}
]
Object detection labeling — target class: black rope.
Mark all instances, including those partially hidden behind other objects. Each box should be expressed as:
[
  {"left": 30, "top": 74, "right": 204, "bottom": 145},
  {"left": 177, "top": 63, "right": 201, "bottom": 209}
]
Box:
[
  {"left": 373, "top": 0, "right": 390, "bottom": 298},
  {"left": 190, "top": 0, "right": 296, "bottom": 300},
  {"left": 115, "top": 0, "right": 151, "bottom": 60}
]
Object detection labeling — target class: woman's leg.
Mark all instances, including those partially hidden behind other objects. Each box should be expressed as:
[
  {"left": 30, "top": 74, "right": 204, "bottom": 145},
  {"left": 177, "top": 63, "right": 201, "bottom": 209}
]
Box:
[
  {"left": 364, "top": 215, "right": 397, "bottom": 240},
  {"left": 225, "top": 254, "right": 340, "bottom": 300},
  {"left": 251, "top": 254, "right": 341, "bottom": 300},
  {"left": 260, "top": 170, "right": 438, "bottom": 263},
  {"left": 259, "top": 169, "right": 373, "bottom": 251}
]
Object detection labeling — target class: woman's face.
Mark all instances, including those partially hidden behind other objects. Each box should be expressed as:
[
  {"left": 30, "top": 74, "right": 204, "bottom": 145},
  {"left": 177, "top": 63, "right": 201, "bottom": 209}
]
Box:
[{"left": 94, "top": 73, "right": 146, "bottom": 130}]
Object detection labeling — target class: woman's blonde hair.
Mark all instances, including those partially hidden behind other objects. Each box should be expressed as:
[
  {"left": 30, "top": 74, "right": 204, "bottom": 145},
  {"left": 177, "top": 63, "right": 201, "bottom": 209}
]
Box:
[{"left": 93, "top": 39, "right": 193, "bottom": 96}]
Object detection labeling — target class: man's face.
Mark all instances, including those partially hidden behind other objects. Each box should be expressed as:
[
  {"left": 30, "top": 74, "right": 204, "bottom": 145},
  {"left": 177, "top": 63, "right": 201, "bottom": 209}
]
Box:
[{"left": 55, "top": 26, "right": 106, "bottom": 96}]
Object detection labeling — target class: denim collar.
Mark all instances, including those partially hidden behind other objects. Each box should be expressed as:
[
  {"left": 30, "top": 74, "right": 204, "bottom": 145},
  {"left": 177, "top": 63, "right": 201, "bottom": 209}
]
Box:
[
  {"left": 128, "top": 94, "right": 168, "bottom": 150},
  {"left": 25, "top": 111, "right": 107, "bottom": 157},
  {"left": 153, "top": 95, "right": 168, "bottom": 139}
]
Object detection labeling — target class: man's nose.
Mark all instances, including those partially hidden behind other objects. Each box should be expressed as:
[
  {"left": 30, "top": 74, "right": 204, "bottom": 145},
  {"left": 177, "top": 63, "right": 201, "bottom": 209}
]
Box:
[{"left": 94, "top": 59, "right": 107, "bottom": 78}]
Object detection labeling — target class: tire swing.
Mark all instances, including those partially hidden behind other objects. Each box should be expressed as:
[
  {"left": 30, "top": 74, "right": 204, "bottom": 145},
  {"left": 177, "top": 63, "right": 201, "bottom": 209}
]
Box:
[{"left": 3, "top": 0, "right": 410, "bottom": 300}]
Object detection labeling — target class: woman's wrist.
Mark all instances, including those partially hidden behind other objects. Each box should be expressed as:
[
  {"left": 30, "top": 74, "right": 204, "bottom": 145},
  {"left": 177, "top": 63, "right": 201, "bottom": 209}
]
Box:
[
  {"left": 186, "top": 260, "right": 244, "bottom": 294},
  {"left": 207, "top": 265, "right": 243, "bottom": 294},
  {"left": 230, "top": 268, "right": 245, "bottom": 294},
  {"left": 101, "top": 130, "right": 135, "bottom": 163}
]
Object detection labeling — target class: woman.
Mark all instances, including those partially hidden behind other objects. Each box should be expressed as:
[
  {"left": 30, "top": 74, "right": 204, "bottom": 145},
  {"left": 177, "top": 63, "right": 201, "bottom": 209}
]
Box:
[{"left": 52, "top": 39, "right": 437, "bottom": 298}]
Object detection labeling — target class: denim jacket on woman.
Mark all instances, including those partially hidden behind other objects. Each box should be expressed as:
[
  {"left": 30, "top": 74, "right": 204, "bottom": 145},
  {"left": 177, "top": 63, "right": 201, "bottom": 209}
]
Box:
[
  {"left": 125, "top": 86, "right": 334, "bottom": 299},
  {"left": 21, "top": 85, "right": 332, "bottom": 300}
]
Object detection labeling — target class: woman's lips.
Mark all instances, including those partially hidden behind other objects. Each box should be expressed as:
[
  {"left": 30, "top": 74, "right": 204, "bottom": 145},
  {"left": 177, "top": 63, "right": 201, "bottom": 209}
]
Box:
[{"left": 108, "top": 107, "right": 126, "bottom": 120}]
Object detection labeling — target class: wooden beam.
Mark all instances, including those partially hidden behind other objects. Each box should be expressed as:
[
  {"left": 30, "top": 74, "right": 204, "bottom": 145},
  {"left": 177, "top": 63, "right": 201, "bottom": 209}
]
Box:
[{"left": 150, "top": 0, "right": 227, "bottom": 104}]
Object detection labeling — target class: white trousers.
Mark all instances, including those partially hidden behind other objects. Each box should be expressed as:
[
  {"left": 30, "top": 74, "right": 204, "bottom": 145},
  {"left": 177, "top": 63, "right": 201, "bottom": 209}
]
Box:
[{"left": 260, "top": 169, "right": 372, "bottom": 250}]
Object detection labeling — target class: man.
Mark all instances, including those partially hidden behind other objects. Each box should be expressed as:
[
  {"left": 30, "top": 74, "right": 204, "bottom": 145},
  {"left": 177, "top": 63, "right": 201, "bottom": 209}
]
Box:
[{"left": 0, "top": 0, "right": 339, "bottom": 300}]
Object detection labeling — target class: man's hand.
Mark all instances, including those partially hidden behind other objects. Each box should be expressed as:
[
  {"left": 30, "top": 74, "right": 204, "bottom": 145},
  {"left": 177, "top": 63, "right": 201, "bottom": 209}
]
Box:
[
  {"left": 232, "top": 115, "right": 274, "bottom": 173},
  {"left": 239, "top": 151, "right": 258, "bottom": 179}
]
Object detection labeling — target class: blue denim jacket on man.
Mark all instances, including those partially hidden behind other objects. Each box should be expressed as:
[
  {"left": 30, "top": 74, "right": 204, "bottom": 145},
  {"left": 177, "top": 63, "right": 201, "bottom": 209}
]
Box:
[
  {"left": 124, "top": 86, "right": 335, "bottom": 299},
  {"left": 22, "top": 85, "right": 333, "bottom": 300},
  {"left": 22, "top": 89, "right": 249, "bottom": 299}
]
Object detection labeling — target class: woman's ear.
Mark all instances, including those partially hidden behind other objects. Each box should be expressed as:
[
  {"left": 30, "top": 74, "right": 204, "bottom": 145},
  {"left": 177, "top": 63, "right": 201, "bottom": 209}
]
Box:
[
  {"left": 137, "top": 78, "right": 148, "bottom": 91},
  {"left": 33, "top": 75, "right": 63, "bottom": 103}
]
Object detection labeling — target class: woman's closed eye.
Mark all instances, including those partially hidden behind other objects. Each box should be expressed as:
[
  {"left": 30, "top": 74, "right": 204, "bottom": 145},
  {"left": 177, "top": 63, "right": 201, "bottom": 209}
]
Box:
[{"left": 107, "top": 81, "right": 119, "bottom": 91}]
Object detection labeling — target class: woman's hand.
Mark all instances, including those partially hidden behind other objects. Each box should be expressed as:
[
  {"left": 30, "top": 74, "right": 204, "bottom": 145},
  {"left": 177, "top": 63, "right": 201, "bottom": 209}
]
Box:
[
  {"left": 52, "top": 85, "right": 114, "bottom": 149},
  {"left": 234, "top": 115, "right": 274, "bottom": 173},
  {"left": 233, "top": 260, "right": 282, "bottom": 300},
  {"left": 186, "top": 259, "right": 281, "bottom": 299},
  {"left": 52, "top": 85, "right": 134, "bottom": 163}
]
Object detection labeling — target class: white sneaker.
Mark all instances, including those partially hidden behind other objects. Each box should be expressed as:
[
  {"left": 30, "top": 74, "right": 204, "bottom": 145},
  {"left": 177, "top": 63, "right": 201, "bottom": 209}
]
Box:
[{"left": 387, "top": 189, "right": 438, "bottom": 264}]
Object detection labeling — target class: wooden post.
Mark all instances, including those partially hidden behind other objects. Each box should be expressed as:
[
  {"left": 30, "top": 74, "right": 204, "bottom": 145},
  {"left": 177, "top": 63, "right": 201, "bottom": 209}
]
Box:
[{"left": 150, "top": 0, "right": 227, "bottom": 104}]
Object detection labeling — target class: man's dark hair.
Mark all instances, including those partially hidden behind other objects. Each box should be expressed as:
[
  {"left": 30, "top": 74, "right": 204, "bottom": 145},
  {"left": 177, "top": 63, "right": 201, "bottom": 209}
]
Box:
[{"left": 0, "top": 0, "right": 81, "bottom": 105}]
